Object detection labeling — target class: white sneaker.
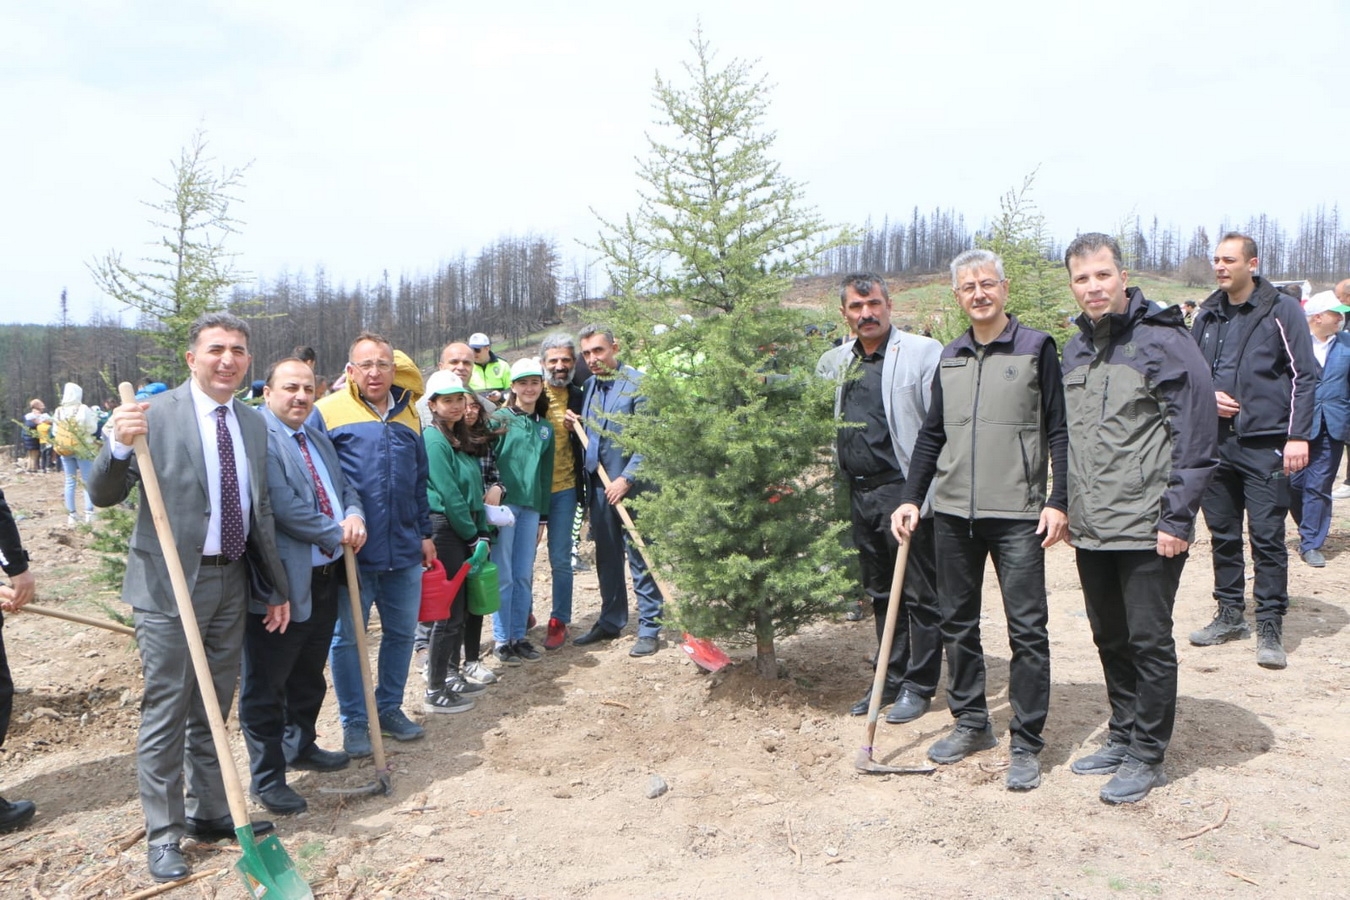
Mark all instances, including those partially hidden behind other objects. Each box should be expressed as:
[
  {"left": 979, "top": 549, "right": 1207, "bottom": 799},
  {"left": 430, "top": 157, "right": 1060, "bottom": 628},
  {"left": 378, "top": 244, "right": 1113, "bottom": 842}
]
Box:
[
  {"left": 84, "top": 511, "right": 94, "bottom": 524},
  {"left": 66, "top": 513, "right": 77, "bottom": 527},
  {"left": 463, "top": 660, "right": 498, "bottom": 685},
  {"left": 1333, "top": 485, "right": 1350, "bottom": 501}
]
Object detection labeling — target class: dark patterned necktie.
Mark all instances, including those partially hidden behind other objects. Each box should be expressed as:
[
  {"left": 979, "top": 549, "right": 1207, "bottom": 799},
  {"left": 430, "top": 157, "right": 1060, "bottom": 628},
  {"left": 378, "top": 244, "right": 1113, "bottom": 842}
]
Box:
[
  {"left": 216, "top": 406, "right": 245, "bottom": 561},
  {"left": 294, "top": 431, "right": 335, "bottom": 518}
]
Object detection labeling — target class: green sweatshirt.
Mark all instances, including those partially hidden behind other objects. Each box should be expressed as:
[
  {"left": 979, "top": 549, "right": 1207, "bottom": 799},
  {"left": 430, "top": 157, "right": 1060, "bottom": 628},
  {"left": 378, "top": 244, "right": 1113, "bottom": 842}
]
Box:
[
  {"left": 424, "top": 426, "right": 486, "bottom": 542},
  {"left": 490, "top": 408, "right": 555, "bottom": 516}
]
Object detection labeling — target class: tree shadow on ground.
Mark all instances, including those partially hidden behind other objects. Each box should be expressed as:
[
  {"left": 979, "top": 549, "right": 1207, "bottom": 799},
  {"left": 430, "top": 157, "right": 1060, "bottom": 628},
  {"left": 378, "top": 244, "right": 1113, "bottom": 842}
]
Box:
[{"left": 1285, "top": 593, "right": 1347, "bottom": 652}]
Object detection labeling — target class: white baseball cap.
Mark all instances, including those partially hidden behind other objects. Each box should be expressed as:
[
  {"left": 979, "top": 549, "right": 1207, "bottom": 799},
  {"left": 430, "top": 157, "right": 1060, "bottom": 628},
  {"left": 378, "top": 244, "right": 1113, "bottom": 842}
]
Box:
[
  {"left": 468, "top": 332, "right": 491, "bottom": 348},
  {"left": 425, "top": 370, "right": 471, "bottom": 397},
  {"left": 510, "top": 357, "right": 544, "bottom": 382}
]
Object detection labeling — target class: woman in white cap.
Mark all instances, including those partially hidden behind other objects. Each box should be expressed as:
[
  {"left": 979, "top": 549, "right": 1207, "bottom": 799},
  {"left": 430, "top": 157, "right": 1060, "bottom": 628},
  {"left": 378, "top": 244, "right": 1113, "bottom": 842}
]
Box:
[
  {"left": 421, "top": 371, "right": 492, "bottom": 714},
  {"left": 489, "top": 358, "right": 555, "bottom": 664}
]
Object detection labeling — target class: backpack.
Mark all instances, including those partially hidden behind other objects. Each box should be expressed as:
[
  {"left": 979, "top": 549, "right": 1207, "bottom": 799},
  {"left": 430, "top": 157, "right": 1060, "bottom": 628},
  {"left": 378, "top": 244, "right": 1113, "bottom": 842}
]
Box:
[{"left": 53, "top": 415, "right": 82, "bottom": 456}]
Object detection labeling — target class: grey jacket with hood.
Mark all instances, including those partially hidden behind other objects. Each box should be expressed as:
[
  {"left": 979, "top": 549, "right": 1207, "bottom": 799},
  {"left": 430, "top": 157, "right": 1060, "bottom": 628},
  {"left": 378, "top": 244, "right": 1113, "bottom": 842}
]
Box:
[{"left": 1062, "top": 288, "right": 1218, "bottom": 550}]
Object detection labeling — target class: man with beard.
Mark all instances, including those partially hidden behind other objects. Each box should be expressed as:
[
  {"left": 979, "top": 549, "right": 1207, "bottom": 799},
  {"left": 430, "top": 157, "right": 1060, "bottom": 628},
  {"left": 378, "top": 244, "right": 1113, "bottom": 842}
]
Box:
[{"left": 539, "top": 333, "right": 586, "bottom": 649}]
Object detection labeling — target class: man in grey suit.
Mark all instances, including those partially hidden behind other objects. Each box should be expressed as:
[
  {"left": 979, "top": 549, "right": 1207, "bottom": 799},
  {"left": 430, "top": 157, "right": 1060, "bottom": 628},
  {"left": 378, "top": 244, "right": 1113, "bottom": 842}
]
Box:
[
  {"left": 565, "top": 325, "right": 665, "bottom": 658},
  {"left": 89, "top": 312, "right": 288, "bottom": 883},
  {"left": 238, "top": 358, "right": 366, "bottom": 816}
]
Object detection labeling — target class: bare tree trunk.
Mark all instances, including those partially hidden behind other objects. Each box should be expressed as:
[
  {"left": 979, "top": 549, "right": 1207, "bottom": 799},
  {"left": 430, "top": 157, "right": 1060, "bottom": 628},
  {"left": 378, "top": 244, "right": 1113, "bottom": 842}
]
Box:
[{"left": 754, "top": 602, "right": 778, "bottom": 679}]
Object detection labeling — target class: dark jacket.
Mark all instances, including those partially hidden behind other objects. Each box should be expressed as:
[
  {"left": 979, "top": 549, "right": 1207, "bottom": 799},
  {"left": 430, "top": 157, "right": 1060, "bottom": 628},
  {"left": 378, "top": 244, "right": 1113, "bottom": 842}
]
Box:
[
  {"left": 1192, "top": 276, "right": 1318, "bottom": 441},
  {"left": 0, "top": 488, "right": 30, "bottom": 578},
  {"left": 1311, "top": 333, "right": 1350, "bottom": 443},
  {"left": 901, "top": 315, "right": 1068, "bottom": 520},
  {"left": 1063, "top": 288, "right": 1218, "bottom": 550}
]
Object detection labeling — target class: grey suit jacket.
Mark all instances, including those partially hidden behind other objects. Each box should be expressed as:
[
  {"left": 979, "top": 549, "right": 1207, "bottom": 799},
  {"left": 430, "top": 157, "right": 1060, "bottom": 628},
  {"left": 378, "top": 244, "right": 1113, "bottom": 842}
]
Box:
[
  {"left": 580, "top": 363, "right": 647, "bottom": 485},
  {"left": 259, "top": 405, "right": 363, "bottom": 622},
  {"left": 88, "top": 382, "right": 289, "bottom": 614}
]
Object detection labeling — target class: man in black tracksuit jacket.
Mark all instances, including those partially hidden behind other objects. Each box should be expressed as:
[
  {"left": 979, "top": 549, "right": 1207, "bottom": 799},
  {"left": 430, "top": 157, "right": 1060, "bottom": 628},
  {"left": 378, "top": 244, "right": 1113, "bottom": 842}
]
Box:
[
  {"left": 1061, "top": 233, "right": 1217, "bottom": 804},
  {"left": 1188, "top": 233, "right": 1318, "bottom": 670}
]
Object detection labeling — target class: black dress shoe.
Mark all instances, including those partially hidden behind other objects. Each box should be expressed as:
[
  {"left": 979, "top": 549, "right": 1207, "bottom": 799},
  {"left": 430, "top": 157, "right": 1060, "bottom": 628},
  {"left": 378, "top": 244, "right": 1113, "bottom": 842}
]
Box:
[
  {"left": 290, "top": 745, "right": 351, "bottom": 772},
  {"left": 850, "top": 685, "right": 900, "bottom": 716},
  {"left": 185, "top": 815, "right": 277, "bottom": 840},
  {"left": 148, "top": 842, "right": 190, "bottom": 882},
  {"left": 884, "top": 689, "right": 931, "bottom": 724},
  {"left": 573, "top": 624, "right": 621, "bottom": 646},
  {"left": 0, "top": 798, "right": 36, "bottom": 834},
  {"left": 251, "top": 784, "right": 308, "bottom": 815}
]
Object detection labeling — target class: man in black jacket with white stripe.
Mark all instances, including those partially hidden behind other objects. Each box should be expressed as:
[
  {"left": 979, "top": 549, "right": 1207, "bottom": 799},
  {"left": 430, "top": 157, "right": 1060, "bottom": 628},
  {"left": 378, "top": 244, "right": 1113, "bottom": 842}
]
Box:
[{"left": 1188, "top": 232, "right": 1318, "bottom": 669}]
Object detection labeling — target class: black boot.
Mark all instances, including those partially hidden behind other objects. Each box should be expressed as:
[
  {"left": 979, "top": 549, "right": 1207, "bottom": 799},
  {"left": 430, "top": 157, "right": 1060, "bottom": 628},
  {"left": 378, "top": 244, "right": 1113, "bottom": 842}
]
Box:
[{"left": 0, "top": 798, "right": 36, "bottom": 834}]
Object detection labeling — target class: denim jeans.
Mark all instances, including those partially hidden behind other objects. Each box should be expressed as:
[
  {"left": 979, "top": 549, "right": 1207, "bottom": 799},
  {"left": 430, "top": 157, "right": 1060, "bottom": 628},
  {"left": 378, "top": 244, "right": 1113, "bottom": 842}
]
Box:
[
  {"left": 491, "top": 505, "right": 542, "bottom": 644},
  {"left": 1290, "top": 426, "right": 1344, "bottom": 554},
  {"left": 60, "top": 455, "right": 95, "bottom": 515},
  {"left": 588, "top": 472, "right": 664, "bottom": 638},
  {"left": 546, "top": 488, "right": 578, "bottom": 623},
  {"left": 329, "top": 562, "right": 421, "bottom": 726}
]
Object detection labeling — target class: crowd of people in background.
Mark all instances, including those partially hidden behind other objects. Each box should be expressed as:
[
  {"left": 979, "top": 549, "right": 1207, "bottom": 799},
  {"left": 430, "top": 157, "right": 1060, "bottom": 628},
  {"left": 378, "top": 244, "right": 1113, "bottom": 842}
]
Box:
[{"left": 2, "top": 242, "right": 1349, "bottom": 881}]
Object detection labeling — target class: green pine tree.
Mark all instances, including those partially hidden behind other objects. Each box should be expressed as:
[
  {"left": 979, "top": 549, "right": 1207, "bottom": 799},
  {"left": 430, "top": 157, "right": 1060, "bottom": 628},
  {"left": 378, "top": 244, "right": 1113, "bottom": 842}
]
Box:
[
  {"left": 592, "top": 30, "right": 853, "bottom": 678},
  {"left": 89, "top": 128, "right": 250, "bottom": 385}
]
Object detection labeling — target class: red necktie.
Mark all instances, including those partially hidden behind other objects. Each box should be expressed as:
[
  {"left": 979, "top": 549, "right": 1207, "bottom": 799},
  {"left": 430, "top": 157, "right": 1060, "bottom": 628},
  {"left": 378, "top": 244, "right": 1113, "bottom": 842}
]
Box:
[
  {"left": 294, "top": 431, "right": 335, "bottom": 519},
  {"left": 216, "top": 406, "right": 245, "bottom": 561}
]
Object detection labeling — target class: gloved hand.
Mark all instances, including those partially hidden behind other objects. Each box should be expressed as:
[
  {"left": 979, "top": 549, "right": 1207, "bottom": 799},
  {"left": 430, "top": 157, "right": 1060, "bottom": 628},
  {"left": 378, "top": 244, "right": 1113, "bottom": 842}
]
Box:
[{"left": 468, "top": 538, "right": 491, "bottom": 574}]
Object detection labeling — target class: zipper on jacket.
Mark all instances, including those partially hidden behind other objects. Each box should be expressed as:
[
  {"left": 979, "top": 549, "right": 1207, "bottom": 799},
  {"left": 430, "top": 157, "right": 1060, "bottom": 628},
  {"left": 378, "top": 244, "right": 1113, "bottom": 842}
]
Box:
[{"left": 969, "top": 348, "right": 985, "bottom": 537}]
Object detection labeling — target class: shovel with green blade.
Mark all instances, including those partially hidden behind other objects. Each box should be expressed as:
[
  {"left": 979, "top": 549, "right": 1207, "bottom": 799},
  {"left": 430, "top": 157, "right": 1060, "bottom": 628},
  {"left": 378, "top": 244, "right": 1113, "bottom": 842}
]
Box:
[{"left": 118, "top": 383, "right": 313, "bottom": 899}]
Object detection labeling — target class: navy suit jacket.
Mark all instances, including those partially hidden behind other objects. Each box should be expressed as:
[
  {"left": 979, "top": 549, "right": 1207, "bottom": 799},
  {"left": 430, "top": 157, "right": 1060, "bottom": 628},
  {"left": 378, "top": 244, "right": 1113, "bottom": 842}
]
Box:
[
  {"left": 1313, "top": 333, "right": 1350, "bottom": 443},
  {"left": 258, "top": 406, "right": 363, "bottom": 621},
  {"left": 580, "top": 364, "right": 647, "bottom": 485}
]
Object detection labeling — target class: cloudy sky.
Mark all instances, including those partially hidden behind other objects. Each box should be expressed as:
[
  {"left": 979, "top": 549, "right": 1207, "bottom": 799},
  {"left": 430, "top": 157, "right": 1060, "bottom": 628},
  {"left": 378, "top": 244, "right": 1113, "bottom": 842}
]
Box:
[{"left": 2, "top": 0, "right": 1347, "bottom": 325}]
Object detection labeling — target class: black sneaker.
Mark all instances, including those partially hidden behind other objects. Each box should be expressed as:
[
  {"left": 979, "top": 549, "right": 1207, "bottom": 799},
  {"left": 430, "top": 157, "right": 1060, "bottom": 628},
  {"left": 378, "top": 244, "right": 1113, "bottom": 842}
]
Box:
[
  {"left": 514, "top": 640, "right": 543, "bottom": 662},
  {"left": 1189, "top": 605, "right": 1250, "bottom": 646},
  {"left": 1256, "top": 620, "right": 1287, "bottom": 669},
  {"left": 423, "top": 690, "right": 475, "bottom": 715},
  {"left": 927, "top": 723, "right": 998, "bottom": 764},
  {"left": 1070, "top": 740, "right": 1129, "bottom": 775},
  {"left": 1006, "top": 747, "right": 1041, "bottom": 791},
  {"left": 1100, "top": 756, "right": 1166, "bottom": 804},
  {"left": 494, "top": 643, "right": 522, "bottom": 667},
  {"left": 443, "top": 671, "right": 487, "bottom": 696}
]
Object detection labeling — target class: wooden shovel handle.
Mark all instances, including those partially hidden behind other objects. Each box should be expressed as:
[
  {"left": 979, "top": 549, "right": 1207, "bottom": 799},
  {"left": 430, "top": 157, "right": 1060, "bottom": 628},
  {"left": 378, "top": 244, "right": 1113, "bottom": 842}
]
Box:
[
  {"left": 863, "top": 539, "right": 910, "bottom": 749},
  {"left": 117, "top": 382, "right": 252, "bottom": 834},
  {"left": 342, "top": 545, "right": 387, "bottom": 772},
  {"left": 22, "top": 603, "right": 136, "bottom": 636}
]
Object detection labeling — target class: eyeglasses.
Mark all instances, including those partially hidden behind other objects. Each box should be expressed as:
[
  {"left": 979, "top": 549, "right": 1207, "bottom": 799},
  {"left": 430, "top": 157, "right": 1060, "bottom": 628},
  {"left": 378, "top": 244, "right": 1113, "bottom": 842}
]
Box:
[
  {"left": 351, "top": 360, "right": 393, "bottom": 373},
  {"left": 957, "top": 279, "right": 1004, "bottom": 298}
]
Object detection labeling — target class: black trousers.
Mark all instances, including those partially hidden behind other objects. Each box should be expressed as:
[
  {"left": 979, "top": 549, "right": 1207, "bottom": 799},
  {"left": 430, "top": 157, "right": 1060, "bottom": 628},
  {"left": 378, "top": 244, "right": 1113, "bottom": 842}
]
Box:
[
  {"left": 238, "top": 564, "right": 342, "bottom": 794},
  {"left": 1201, "top": 430, "right": 1289, "bottom": 621},
  {"left": 427, "top": 518, "right": 470, "bottom": 687},
  {"left": 1076, "top": 548, "right": 1185, "bottom": 765},
  {"left": 0, "top": 611, "right": 11, "bottom": 749},
  {"left": 934, "top": 514, "right": 1050, "bottom": 752},
  {"left": 849, "top": 481, "right": 943, "bottom": 697}
]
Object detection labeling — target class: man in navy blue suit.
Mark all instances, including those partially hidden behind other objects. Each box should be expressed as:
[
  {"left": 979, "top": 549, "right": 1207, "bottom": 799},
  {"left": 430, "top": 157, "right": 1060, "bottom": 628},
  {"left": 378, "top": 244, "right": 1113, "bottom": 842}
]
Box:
[
  {"left": 566, "top": 325, "right": 665, "bottom": 658},
  {"left": 238, "top": 358, "right": 366, "bottom": 816}
]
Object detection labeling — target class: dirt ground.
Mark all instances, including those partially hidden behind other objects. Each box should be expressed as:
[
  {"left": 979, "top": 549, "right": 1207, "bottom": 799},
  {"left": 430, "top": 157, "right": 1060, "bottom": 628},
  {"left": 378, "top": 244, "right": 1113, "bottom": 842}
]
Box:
[{"left": 1, "top": 461, "right": 1347, "bottom": 899}]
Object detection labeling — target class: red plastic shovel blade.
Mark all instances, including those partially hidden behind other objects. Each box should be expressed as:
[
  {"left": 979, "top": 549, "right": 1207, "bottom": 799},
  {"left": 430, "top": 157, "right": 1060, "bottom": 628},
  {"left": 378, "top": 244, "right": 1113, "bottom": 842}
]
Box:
[{"left": 681, "top": 633, "right": 731, "bottom": 672}]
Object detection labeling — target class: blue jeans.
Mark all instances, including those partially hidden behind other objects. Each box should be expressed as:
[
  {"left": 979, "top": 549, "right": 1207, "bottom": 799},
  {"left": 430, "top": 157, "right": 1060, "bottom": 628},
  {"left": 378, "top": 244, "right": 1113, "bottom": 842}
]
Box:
[
  {"left": 547, "top": 488, "right": 578, "bottom": 623},
  {"left": 329, "top": 563, "right": 421, "bottom": 726},
  {"left": 491, "top": 505, "right": 542, "bottom": 644},
  {"left": 61, "top": 455, "right": 95, "bottom": 515},
  {"left": 1290, "top": 426, "right": 1344, "bottom": 554}
]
